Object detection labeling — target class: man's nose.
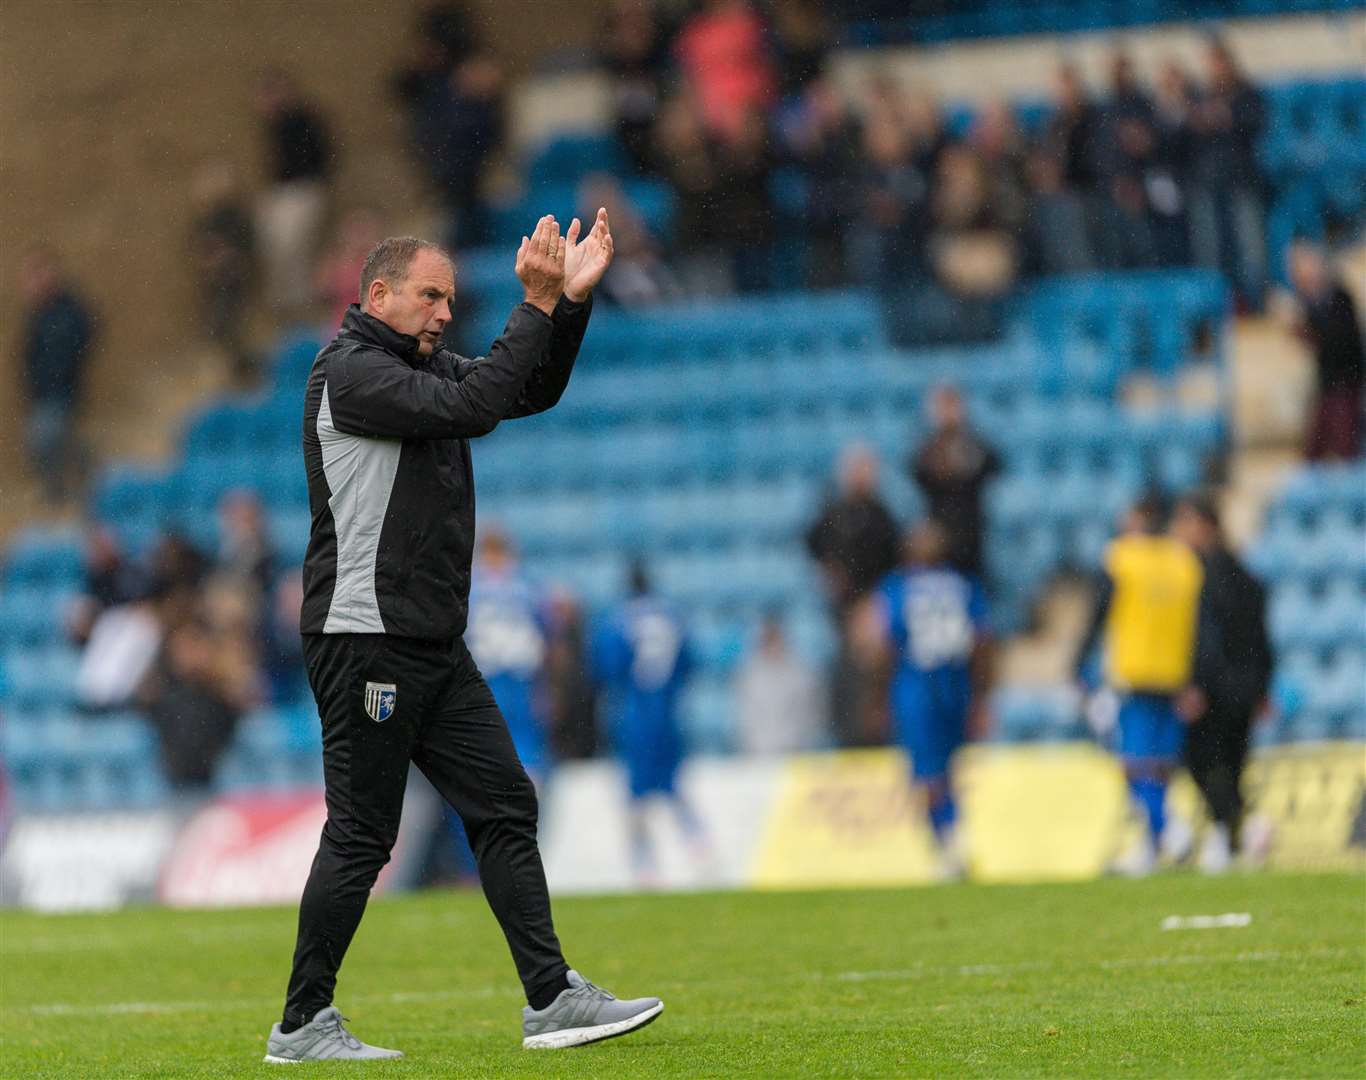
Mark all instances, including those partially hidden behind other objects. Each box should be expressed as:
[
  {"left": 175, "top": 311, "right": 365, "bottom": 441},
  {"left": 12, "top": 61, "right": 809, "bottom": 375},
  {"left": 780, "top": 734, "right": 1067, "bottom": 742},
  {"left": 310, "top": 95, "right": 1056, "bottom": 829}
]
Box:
[{"left": 435, "top": 298, "right": 452, "bottom": 324}]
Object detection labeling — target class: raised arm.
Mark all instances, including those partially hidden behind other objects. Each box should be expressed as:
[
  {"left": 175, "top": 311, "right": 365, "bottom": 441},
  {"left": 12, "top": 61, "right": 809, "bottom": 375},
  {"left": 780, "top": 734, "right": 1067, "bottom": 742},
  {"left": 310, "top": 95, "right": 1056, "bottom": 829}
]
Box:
[
  {"left": 505, "top": 208, "right": 612, "bottom": 419},
  {"left": 327, "top": 305, "right": 554, "bottom": 439},
  {"left": 498, "top": 294, "right": 591, "bottom": 419},
  {"left": 326, "top": 216, "right": 567, "bottom": 440}
]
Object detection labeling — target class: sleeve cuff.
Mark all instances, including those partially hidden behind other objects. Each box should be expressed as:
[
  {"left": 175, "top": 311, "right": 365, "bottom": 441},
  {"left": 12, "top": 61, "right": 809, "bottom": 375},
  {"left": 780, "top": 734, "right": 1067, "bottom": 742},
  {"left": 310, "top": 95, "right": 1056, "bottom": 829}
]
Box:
[
  {"left": 516, "top": 301, "right": 555, "bottom": 325},
  {"left": 555, "top": 293, "right": 591, "bottom": 317}
]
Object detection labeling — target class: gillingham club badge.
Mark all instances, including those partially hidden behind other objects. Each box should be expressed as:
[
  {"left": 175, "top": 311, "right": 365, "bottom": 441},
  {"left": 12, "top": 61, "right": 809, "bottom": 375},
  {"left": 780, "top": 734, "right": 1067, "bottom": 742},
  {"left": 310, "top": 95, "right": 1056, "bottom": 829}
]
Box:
[{"left": 364, "top": 682, "right": 397, "bottom": 723}]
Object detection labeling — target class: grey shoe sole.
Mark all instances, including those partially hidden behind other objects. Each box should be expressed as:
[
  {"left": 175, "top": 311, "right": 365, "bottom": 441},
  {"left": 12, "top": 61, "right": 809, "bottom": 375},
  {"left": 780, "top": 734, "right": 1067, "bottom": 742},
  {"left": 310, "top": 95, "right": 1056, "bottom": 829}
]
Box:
[
  {"left": 262, "top": 1051, "right": 404, "bottom": 1064},
  {"left": 522, "top": 1000, "right": 664, "bottom": 1050}
]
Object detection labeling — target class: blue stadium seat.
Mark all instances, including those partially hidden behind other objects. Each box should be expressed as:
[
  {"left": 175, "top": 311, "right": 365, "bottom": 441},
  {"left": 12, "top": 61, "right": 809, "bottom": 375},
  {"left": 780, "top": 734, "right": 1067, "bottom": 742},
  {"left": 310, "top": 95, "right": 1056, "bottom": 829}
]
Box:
[
  {"left": 270, "top": 330, "right": 325, "bottom": 397},
  {"left": 0, "top": 584, "right": 71, "bottom": 648},
  {"left": 4, "top": 528, "right": 83, "bottom": 591}
]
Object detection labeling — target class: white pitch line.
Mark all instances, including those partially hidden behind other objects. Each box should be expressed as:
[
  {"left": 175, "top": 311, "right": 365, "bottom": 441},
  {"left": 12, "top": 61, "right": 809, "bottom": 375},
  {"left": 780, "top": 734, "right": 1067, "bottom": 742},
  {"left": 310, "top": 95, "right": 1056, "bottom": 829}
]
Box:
[
  {"left": 22, "top": 985, "right": 510, "bottom": 1019},
  {"left": 3, "top": 911, "right": 470, "bottom": 956},
  {"left": 15, "top": 947, "right": 1358, "bottom": 1019},
  {"left": 1161, "top": 912, "right": 1253, "bottom": 931},
  {"left": 830, "top": 946, "right": 1356, "bottom": 984}
]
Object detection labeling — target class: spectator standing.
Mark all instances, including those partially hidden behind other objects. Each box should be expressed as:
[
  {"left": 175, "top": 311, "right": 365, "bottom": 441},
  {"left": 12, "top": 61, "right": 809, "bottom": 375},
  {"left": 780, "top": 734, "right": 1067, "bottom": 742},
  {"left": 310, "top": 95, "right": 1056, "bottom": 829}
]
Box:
[
  {"left": 777, "top": 76, "right": 863, "bottom": 288},
  {"left": 1171, "top": 494, "right": 1273, "bottom": 873},
  {"left": 1289, "top": 242, "right": 1365, "bottom": 460},
  {"left": 967, "top": 100, "right": 1029, "bottom": 239},
  {"left": 851, "top": 96, "right": 930, "bottom": 290},
  {"left": 1045, "top": 64, "right": 1106, "bottom": 201},
  {"left": 1149, "top": 59, "right": 1196, "bottom": 267},
  {"left": 914, "top": 144, "right": 1018, "bottom": 342},
  {"left": 255, "top": 70, "right": 333, "bottom": 317},
  {"left": 654, "top": 98, "right": 730, "bottom": 295},
  {"left": 70, "top": 527, "right": 159, "bottom": 712},
  {"left": 805, "top": 444, "right": 901, "bottom": 746},
  {"left": 1098, "top": 53, "right": 1158, "bottom": 269},
  {"left": 1021, "top": 149, "right": 1094, "bottom": 276},
  {"left": 190, "top": 162, "right": 256, "bottom": 382},
  {"left": 66, "top": 526, "right": 148, "bottom": 647},
  {"left": 673, "top": 0, "right": 775, "bottom": 143},
  {"left": 1187, "top": 37, "right": 1266, "bottom": 309},
  {"left": 140, "top": 615, "right": 256, "bottom": 792},
  {"left": 601, "top": 0, "right": 672, "bottom": 175},
  {"left": 19, "top": 247, "right": 94, "bottom": 505},
  {"left": 422, "top": 53, "right": 505, "bottom": 247},
  {"left": 213, "top": 488, "right": 276, "bottom": 608},
  {"left": 909, "top": 385, "right": 1001, "bottom": 577},
  {"left": 392, "top": 3, "right": 478, "bottom": 109},
  {"left": 770, "top": 0, "right": 833, "bottom": 102},
  {"left": 712, "top": 108, "right": 777, "bottom": 292},
  {"left": 735, "top": 614, "right": 826, "bottom": 755}
]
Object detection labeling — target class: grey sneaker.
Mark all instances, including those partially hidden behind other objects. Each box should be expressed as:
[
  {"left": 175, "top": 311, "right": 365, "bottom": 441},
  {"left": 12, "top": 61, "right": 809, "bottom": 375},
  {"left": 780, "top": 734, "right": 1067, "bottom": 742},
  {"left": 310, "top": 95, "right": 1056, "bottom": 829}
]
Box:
[
  {"left": 263, "top": 1006, "right": 403, "bottom": 1063},
  {"left": 522, "top": 970, "right": 663, "bottom": 1049}
]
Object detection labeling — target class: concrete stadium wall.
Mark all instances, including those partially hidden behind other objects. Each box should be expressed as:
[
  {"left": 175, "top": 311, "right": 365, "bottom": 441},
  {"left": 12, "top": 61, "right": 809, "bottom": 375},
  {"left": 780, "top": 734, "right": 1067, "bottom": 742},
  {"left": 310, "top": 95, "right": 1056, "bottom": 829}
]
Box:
[{"left": 0, "top": 0, "right": 609, "bottom": 531}]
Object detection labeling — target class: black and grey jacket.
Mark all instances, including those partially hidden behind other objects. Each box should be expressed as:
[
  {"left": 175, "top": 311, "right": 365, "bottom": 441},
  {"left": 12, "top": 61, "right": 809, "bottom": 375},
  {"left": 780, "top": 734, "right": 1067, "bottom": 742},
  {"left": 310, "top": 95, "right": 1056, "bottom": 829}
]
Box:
[{"left": 300, "top": 297, "right": 591, "bottom": 639}]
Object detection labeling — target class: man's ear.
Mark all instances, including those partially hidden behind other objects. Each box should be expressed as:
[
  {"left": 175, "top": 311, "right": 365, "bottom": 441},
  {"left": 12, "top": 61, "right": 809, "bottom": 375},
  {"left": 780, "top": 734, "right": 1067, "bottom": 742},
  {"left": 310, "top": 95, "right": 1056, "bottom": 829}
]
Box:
[{"left": 365, "top": 277, "right": 388, "bottom": 314}]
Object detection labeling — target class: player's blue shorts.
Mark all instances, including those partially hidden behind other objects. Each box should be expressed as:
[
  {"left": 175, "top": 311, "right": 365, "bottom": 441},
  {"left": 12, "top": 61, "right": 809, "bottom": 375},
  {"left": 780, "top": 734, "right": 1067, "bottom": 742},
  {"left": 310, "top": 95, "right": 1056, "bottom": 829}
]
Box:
[
  {"left": 1117, "top": 692, "right": 1184, "bottom": 763},
  {"left": 892, "top": 668, "right": 970, "bottom": 782},
  {"left": 624, "top": 745, "right": 680, "bottom": 798},
  {"left": 619, "top": 699, "right": 682, "bottom": 798}
]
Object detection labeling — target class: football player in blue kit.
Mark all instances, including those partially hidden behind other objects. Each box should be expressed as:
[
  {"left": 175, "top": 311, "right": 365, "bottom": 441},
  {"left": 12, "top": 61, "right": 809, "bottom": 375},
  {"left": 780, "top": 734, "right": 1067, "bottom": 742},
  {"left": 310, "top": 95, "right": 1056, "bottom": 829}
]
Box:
[
  {"left": 466, "top": 528, "right": 550, "bottom": 780},
  {"left": 594, "top": 562, "right": 709, "bottom": 883},
  {"left": 855, "top": 521, "right": 992, "bottom": 876}
]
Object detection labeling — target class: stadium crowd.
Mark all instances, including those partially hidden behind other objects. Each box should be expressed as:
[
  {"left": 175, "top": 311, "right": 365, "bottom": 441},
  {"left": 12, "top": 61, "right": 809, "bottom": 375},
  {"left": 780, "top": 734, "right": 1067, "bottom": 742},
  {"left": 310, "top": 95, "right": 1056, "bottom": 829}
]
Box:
[
  {"left": 385, "top": 1, "right": 1279, "bottom": 320},
  {"left": 175, "top": 3, "right": 1297, "bottom": 341},
  {"left": 5, "top": 1, "right": 1362, "bottom": 889}
]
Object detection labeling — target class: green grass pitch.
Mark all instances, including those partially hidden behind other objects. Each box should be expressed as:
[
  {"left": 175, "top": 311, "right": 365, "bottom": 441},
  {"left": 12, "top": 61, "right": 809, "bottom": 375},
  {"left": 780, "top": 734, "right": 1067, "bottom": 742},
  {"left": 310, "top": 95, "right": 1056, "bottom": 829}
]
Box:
[{"left": 2, "top": 871, "right": 1362, "bottom": 1078}]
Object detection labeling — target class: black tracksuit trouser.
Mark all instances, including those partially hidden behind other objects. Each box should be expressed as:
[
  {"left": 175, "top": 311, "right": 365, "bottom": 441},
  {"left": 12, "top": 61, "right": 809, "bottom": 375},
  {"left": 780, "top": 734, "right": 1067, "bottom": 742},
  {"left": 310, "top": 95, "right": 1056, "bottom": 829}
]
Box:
[
  {"left": 283, "top": 632, "right": 568, "bottom": 1027},
  {"left": 1183, "top": 700, "right": 1255, "bottom": 845}
]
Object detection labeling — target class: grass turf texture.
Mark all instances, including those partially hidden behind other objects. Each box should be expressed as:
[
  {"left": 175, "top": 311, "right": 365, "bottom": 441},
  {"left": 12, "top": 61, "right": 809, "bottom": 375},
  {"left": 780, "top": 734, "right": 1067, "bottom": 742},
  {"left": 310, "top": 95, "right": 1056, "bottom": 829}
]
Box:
[{"left": 1, "top": 871, "right": 1362, "bottom": 1078}]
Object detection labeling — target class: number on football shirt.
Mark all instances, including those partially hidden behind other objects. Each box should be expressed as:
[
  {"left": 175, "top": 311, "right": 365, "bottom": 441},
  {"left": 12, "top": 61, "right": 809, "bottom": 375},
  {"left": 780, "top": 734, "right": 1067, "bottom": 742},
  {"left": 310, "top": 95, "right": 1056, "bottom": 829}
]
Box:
[
  {"left": 904, "top": 586, "right": 974, "bottom": 670},
  {"left": 467, "top": 603, "right": 545, "bottom": 676},
  {"left": 629, "top": 611, "right": 682, "bottom": 691}
]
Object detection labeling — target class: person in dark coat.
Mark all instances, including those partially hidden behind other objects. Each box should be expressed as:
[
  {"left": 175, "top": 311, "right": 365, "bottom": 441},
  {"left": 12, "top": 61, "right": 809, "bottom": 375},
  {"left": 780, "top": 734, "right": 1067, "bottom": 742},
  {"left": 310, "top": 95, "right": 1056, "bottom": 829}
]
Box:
[
  {"left": 1187, "top": 37, "right": 1266, "bottom": 308},
  {"left": 20, "top": 246, "right": 94, "bottom": 505},
  {"left": 909, "top": 384, "right": 1001, "bottom": 578},
  {"left": 254, "top": 69, "right": 334, "bottom": 314},
  {"left": 1289, "top": 241, "right": 1365, "bottom": 461},
  {"left": 1171, "top": 493, "right": 1273, "bottom": 872},
  {"left": 805, "top": 444, "right": 901, "bottom": 746}
]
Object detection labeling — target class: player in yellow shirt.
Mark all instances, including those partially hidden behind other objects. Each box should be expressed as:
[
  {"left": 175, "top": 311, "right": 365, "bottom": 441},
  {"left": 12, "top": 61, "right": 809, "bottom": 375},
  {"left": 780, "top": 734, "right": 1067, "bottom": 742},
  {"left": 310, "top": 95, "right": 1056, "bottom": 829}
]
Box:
[{"left": 1074, "top": 495, "right": 1204, "bottom": 868}]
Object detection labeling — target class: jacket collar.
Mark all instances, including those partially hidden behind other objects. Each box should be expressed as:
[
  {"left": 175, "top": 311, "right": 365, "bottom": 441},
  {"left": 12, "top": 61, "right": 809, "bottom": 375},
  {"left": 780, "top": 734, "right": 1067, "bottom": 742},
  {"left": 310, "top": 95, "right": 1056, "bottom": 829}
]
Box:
[{"left": 340, "top": 304, "right": 422, "bottom": 362}]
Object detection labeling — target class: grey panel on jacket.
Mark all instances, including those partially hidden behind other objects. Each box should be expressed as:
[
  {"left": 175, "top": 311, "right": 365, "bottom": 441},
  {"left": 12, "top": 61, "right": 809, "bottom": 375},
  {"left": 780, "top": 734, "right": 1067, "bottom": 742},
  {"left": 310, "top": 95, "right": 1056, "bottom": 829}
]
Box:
[{"left": 317, "top": 382, "right": 401, "bottom": 633}]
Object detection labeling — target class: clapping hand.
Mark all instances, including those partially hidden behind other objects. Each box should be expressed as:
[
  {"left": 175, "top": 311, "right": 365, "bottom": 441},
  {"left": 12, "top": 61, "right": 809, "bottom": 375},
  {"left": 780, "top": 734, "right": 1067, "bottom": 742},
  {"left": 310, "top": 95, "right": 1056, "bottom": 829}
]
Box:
[
  {"left": 562, "top": 207, "right": 614, "bottom": 303},
  {"left": 516, "top": 215, "right": 566, "bottom": 316}
]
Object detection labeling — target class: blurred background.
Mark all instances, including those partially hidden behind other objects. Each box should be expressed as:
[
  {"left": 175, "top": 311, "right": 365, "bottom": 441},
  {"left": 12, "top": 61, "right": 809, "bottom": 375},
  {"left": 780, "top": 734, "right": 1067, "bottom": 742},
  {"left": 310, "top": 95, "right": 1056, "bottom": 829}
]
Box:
[{"left": 0, "top": 0, "right": 1362, "bottom": 910}]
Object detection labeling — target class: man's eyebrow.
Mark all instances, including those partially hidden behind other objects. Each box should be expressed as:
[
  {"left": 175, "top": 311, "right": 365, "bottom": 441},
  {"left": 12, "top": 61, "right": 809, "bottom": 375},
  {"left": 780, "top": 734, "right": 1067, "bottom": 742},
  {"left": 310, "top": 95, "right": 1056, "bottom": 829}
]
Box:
[{"left": 415, "top": 281, "right": 455, "bottom": 297}]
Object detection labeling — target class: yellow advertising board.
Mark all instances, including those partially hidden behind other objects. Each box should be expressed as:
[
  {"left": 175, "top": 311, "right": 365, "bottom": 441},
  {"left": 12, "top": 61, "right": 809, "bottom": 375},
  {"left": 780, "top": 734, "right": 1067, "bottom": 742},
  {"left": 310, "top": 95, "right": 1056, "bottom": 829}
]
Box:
[
  {"left": 749, "top": 749, "right": 942, "bottom": 888},
  {"left": 750, "top": 741, "right": 1365, "bottom": 889}
]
